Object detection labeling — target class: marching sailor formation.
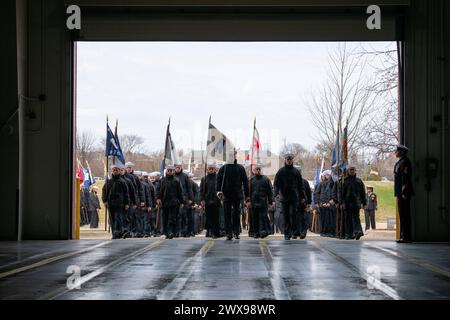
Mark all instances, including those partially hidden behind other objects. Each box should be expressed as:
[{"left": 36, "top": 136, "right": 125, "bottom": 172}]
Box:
[{"left": 99, "top": 146, "right": 417, "bottom": 241}]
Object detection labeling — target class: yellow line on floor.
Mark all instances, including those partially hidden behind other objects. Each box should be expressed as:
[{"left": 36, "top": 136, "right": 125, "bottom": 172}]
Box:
[
  {"left": 364, "top": 243, "right": 450, "bottom": 279},
  {"left": 0, "top": 241, "right": 112, "bottom": 280}
]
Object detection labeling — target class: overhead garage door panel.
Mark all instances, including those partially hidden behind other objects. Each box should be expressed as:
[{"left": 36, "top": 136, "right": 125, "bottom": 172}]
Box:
[
  {"left": 76, "top": 12, "right": 404, "bottom": 41},
  {"left": 69, "top": 1, "right": 409, "bottom": 41}
]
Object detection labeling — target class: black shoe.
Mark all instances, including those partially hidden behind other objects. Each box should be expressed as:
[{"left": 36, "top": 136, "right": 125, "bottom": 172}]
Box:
[
  {"left": 234, "top": 235, "right": 240, "bottom": 240},
  {"left": 300, "top": 233, "right": 306, "bottom": 239},
  {"left": 284, "top": 236, "right": 291, "bottom": 240},
  {"left": 226, "top": 235, "right": 233, "bottom": 241},
  {"left": 355, "top": 233, "right": 362, "bottom": 240},
  {"left": 168, "top": 233, "right": 174, "bottom": 239},
  {"left": 292, "top": 236, "right": 297, "bottom": 239}
]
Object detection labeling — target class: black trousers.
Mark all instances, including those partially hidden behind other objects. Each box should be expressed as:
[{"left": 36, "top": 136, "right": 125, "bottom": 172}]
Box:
[
  {"left": 206, "top": 204, "right": 220, "bottom": 237},
  {"left": 252, "top": 207, "right": 270, "bottom": 237},
  {"left": 89, "top": 210, "right": 99, "bottom": 228},
  {"left": 364, "top": 209, "right": 376, "bottom": 230},
  {"left": 344, "top": 206, "right": 363, "bottom": 238},
  {"left": 163, "top": 206, "right": 179, "bottom": 236},
  {"left": 186, "top": 207, "right": 194, "bottom": 235},
  {"left": 294, "top": 207, "right": 306, "bottom": 236},
  {"left": 397, "top": 197, "right": 412, "bottom": 241},
  {"left": 223, "top": 198, "right": 242, "bottom": 236},
  {"left": 281, "top": 201, "right": 298, "bottom": 237},
  {"left": 109, "top": 206, "right": 125, "bottom": 239}
]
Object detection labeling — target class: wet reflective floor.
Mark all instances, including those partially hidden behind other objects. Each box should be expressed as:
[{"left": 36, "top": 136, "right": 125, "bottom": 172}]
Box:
[{"left": 0, "top": 239, "right": 450, "bottom": 300}]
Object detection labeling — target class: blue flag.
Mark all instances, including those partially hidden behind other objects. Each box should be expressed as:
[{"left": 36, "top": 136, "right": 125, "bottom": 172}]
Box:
[
  {"left": 82, "top": 167, "right": 92, "bottom": 190},
  {"left": 106, "top": 123, "right": 125, "bottom": 165},
  {"left": 314, "top": 166, "right": 320, "bottom": 187}
]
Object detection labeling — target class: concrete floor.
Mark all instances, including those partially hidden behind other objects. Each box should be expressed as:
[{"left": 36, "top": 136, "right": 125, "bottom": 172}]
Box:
[{"left": 0, "top": 238, "right": 450, "bottom": 300}]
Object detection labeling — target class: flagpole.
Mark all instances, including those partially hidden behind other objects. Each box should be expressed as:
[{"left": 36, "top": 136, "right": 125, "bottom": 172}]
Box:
[
  {"left": 163, "top": 117, "right": 170, "bottom": 169},
  {"left": 157, "top": 117, "right": 170, "bottom": 233},
  {"left": 247, "top": 117, "right": 256, "bottom": 230},
  {"left": 204, "top": 116, "right": 211, "bottom": 192},
  {"left": 105, "top": 115, "right": 109, "bottom": 232}
]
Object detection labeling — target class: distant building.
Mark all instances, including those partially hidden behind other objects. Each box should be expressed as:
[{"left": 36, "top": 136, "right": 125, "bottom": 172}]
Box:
[{"left": 180, "top": 149, "right": 283, "bottom": 179}]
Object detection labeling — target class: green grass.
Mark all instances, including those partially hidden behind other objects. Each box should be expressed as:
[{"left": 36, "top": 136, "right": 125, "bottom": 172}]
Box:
[{"left": 362, "top": 181, "right": 396, "bottom": 223}]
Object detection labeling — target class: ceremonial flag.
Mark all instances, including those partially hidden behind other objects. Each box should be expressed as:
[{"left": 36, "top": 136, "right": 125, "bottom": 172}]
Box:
[
  {"left": 314, "top": 166, "right": 320, "bottom": 187},
  {"left": 82, "top": 166, "right": 91, "bottom": 189},
  {"left": 83, "top": 160, "right": 96, "bottom": 190},
  {"left": 250, "top": 120, "right": 261, "bottom": 166},
  {"left": 105, "top": 123, "right": 126, "bottom": 165},
  {"left": 76, "top": 159, "right": 84, "bottom": 182},
  {"left": 339, "top": 122, "right": 348, "bottom": 170},
  {"left": 206, "top": 122, "right": 236, "bottom": 163},
  {"left": 163, "top": 118, "right": 180, "bottom": 167},
  {"left": 331, "top": 132, "right": 340, "bottom": 169}
]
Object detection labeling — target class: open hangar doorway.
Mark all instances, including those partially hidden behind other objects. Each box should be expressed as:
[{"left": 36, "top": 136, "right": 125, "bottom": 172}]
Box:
[
  {"left": 70, "top": 2, "right": 408, "bottom": 241},
  {"left": 2, "top": 0, "right": 450, "bottom": 302},
  {"left": 75, "top": 40, "right": 401, "bottom": 241},
  {"left": 11, "top": 0, "right": 448, "bottom": 242}
]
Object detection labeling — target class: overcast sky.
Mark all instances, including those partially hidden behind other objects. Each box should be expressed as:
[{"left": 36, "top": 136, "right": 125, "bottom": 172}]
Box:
[{"left": 77, "top": 41, "right": 396, "bottom": 155}]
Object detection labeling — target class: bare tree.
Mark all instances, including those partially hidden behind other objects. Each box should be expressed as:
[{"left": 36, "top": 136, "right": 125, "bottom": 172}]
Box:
[
  {"left": 281, "top": 143, "right": 308, "bottom": 165},
  {"left": 120, "top": 134, "right": 145, "bottom": 155},
  {"left": 307, "top": 43, "right": 378, "bottom": 158},
  {"left": 76, "top": 131, "right": 97, "bottom": 165},
  {"left": 357, "top": 43, "right": 400, "bottom": 156}
]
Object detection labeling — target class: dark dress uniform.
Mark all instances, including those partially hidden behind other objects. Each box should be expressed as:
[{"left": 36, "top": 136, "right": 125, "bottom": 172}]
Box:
[
  {"left": 80, "top": 188, "right": 90, "bottom": 226},
  {"left": 364, "top": 191, "right": 377, "bottom": 230},
  {"left": 250, "top": 174, "right": 274, "bottom": 238},
  {"left": 394, "top": 155, "right": 414, "bottom": 241},
  {"left": 121, "top": 174, "right": 137, "bottom": 237},
  {"left": 217, "top": 162, "right": 250, "bottom": 239},
  {"left": 125, "top": 172, "right": 144, "bottom": 236},
  {"left": 102, "top": 175, "right": 130, "bottom": 239},
  {"left": 299, "top": 178, "right": 312, "bottom": 236},
  {"left": 141, "top": 179, "right": 154, "bottom": 237},
  {"left": 88, "top": 190, "right": 101, "bottom": 228},
  {"left": 274, "top": 164, "right": 306, "bottom": 240},
  {"left": 318, "top": 178, "right": 336, "bottom": 237},
  {"left": 189, "top": 179, "right": 200, "bottom": 236},
  {"left": 200, "top": 172, "right": 221, "bottom": 238},
  {"left": 156, "top": 175, "right": 184, "bottom": 238},
  {"left": 338, "top": 175, "right": 366, "bottom": 239},
  {"left": 175, "top": 170, "right": 194, "bottom": 237}
]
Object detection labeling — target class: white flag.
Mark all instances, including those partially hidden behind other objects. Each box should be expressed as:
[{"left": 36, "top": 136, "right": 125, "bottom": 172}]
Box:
[
  {"left": 207, "top": 123, "right": 235, "bottom": 163},
  {"left": 165, "top": 130, "right": 180, "bottom": 166}
]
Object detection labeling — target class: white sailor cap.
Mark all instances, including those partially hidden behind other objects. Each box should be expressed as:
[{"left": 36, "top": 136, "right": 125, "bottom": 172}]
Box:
[
  {"left": 347, "top": 164, "right": 356, "bottom": 169},
  {"left": 322, "top": 170, "right": 332, "bottom": 176},
  {"left": 149, "top": 172, "right": 157, "bottom": 177},
  {"left": 110, "top": 163, "right": 123, "bottom": 170},
  {"left": 134, "top": 170, "right": 142, "bottom": 176},
  {"left": 207, "top": 162, "right": 217, "bottom": 169},
  {"left": 254, "top": 163, "right": 264, "bottom": 169},
  {"left": 166, "top": 164, "right": 175, "bottom": 170},
  {"left": 125, "top": 162, "right": 135, "bottom": 167},
  {"left": 142, "top": 171, "right": 149, "bottom": 176}
]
